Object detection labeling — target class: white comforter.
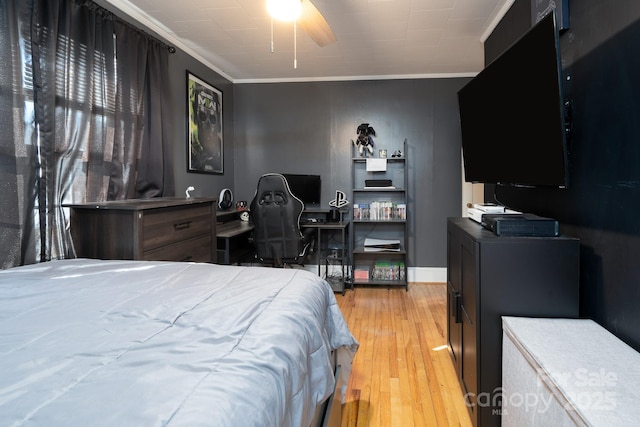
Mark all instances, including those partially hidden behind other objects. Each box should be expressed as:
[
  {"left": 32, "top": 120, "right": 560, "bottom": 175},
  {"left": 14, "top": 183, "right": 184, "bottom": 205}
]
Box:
[{"left": 0, "top": 259, "right": 358, "bottom": 427}]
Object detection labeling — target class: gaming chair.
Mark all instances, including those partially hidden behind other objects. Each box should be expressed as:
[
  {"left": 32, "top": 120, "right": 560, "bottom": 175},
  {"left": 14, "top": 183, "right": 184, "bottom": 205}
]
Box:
[{"left": 249, "top": 173, "right": 314, "bottom": 267}]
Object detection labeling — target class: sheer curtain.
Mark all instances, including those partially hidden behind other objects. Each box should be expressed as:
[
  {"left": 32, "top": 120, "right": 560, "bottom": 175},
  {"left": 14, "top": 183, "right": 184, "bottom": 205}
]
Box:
[{"left": 0, "top": 0, "right": 174, "bottom": 269}]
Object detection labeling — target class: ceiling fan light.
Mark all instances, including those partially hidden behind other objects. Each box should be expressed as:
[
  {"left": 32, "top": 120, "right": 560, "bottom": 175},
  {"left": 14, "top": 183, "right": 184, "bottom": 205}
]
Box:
[{"left": 266, "top": 0, "right": 302, "bottom": 22}]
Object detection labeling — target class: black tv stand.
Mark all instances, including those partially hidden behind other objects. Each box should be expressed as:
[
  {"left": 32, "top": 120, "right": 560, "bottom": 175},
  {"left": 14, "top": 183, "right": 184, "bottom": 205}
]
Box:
[{"left": 447, "top": 217, "right": 579, "bottom": 427}]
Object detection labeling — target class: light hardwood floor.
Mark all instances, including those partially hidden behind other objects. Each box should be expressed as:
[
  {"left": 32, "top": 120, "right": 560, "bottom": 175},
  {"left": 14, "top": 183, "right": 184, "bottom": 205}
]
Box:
[{"left": 336, "top": 283, "right": 473, "bottom": 427}]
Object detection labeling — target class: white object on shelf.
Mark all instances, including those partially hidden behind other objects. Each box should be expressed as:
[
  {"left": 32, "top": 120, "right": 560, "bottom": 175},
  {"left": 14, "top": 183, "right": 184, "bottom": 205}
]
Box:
[{"left": 366, "top": 158, "right": 387, "bottom": 171}]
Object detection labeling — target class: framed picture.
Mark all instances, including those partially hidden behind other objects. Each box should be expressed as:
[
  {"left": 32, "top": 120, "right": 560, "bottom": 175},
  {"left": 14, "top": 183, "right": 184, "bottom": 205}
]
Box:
[{"left": 187, "top": 71, "right": 223, "bottom": 174}]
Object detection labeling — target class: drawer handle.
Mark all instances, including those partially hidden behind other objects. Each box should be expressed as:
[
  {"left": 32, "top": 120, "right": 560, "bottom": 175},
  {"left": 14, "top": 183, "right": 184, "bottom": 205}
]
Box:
[
  {"left": 453, "top": 291, "right": 462, "bottom": 324},
  {"left": 174, "top": 220, "right": 192, "bottom": 230}
]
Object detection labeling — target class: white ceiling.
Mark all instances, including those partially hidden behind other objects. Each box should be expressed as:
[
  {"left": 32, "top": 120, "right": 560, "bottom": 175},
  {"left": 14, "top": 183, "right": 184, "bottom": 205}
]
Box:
[{"left": 102, "top": 0, "right": 515, "bottom": 83}]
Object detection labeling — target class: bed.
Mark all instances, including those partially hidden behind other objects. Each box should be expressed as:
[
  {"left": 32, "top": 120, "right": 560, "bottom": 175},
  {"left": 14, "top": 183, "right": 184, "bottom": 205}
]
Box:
[{"left": 0, "top": 259, "right": 358, "bottom": 426}]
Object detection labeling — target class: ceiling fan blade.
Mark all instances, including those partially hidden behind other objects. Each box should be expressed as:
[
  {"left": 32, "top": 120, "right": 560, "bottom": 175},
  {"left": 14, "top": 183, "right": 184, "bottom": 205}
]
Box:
[{"left": 299, "top": 0, "right": 336, "bottom": 47}]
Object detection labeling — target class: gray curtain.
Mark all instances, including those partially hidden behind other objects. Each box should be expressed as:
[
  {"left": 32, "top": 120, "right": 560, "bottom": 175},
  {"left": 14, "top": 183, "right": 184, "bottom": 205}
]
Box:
[{"left": 0, "top": 0, "right": 174, "bottom": 269}]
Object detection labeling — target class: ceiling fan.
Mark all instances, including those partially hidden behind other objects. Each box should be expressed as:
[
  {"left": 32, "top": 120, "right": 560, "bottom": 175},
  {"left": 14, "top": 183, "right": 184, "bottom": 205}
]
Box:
[
  {"left": 297, "top": 0, "right": 336, "bottom": 47},
  {"left": 267, "top": 0, "right": 336, "bottom": 56}
]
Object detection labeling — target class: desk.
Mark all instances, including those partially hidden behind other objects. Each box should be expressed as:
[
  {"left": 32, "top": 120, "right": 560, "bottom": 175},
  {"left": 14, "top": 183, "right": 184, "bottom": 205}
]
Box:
[
  {"left": 216, "top": 210, "right": 349, "bottom": 292},
  {"left": 302, "top": 221, "right": 350, "bottom": 294},
  {"left": 216, "top": 211, "right": 254, "bottom": 264}
]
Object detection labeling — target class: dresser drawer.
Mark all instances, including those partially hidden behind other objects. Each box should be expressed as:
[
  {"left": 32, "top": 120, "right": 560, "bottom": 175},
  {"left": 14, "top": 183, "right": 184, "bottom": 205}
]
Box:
[
  {"left": 143, "top": 234, "right": 212, "bottom": 263},
  {"left": 66, "top": 198, "right": 216, "bottom": 263},
  {"left": 143, "top": 205, "right": 212, "bottom": 251}
]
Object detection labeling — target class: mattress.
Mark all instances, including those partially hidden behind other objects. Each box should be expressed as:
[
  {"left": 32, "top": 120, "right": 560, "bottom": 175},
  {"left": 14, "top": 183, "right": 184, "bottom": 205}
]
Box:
[{"left": 0, "top": 259, "right": 358, "bottom": 427}]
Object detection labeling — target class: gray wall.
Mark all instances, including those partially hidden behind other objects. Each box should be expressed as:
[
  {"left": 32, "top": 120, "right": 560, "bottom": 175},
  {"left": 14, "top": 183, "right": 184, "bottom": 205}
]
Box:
[
  {"left": 167, "top": 54, "right": 235, "bottom": 200},
  {"left": 102, "top": 1, "right": 472, "bottom": 269},
  {"left": 485, "top": 0, "right": 640, "bottom": 351},
  {"left": 232, "top": 79, "right": 468, "bottom": 268}
]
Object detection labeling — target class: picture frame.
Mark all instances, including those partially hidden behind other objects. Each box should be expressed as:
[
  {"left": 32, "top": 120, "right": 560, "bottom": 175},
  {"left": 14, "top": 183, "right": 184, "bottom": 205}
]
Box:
[{"left": 187, "top": 71, "right": 223, "bottom": 174}]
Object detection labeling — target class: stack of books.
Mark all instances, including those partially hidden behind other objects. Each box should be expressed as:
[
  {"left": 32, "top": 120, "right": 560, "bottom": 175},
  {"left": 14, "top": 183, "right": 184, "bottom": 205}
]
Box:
[
  {"left": 354, "top": 261, "right": 406, "bottom": 282},
  {"left": 353, "top": 202, "right": 406, "bottom": 220},
  {"left": 354, "top": 265, "right": 370, "bottom": 281},
  {"left": 371, "top": 260, "right": 406, "bottom": 281}
]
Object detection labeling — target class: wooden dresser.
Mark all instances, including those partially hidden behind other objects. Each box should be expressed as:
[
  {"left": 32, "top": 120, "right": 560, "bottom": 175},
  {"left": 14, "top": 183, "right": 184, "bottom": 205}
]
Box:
[{"left": 66, "top": 198, "right": 217, "bottom": 263}]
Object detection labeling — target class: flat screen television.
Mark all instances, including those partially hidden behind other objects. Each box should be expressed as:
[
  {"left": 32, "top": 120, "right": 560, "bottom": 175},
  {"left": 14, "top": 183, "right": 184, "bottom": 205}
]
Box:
[
  {"left": 281, "top": 173, "right": 321, "bottom": 206},
  {"left": 457, "top": 11, "right": 568, "bottom": 188}
]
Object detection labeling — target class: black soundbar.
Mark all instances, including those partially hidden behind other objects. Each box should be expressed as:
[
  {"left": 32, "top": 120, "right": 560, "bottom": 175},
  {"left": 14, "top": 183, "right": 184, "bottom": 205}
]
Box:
[{"left": 364, "top": 179, "right": 392, "bottom": 188}]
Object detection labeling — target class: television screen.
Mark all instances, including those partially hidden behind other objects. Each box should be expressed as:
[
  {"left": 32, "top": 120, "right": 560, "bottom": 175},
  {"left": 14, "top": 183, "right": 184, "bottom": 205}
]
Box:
[
  {"left": 281, "top": 173, "right": 321, "bottom": 206},
  {"left": 457, "top": 11, "right": 568, "bottom": 188}
]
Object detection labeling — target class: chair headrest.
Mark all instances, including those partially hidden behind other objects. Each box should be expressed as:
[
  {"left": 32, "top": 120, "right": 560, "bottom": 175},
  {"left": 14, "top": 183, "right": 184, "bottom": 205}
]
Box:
[
  {"left": 256, "top": 174, "right": 296, "bottom": 205},
  {"left": 259, "top": 189, "right": 287, "bottom": 205}
]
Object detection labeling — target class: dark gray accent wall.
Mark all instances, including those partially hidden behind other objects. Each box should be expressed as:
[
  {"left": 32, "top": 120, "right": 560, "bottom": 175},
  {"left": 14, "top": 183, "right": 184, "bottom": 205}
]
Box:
[
  {"left": 98, "top": 1, "right": 472, "bottom": 270},
  {"left": 167, "top": 54, "right": 235, "bottom": 200},
  {"left": 485, "top": 0, "right": 640, "bottom": 351},
  {"left": 232, "top": 79, "right": 468, "bottom": 268}
]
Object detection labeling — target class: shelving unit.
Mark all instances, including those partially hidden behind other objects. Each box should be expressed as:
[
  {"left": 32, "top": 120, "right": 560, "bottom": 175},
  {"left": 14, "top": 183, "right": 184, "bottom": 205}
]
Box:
[{"left": 351, "top": 139, "right": 408, "bottom": 290}]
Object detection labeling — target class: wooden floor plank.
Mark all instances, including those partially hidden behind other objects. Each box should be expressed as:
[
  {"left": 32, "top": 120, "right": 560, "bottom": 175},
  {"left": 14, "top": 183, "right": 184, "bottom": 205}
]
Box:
[{"left": 337, "top": 283, "right": 473, "bottom": 427}]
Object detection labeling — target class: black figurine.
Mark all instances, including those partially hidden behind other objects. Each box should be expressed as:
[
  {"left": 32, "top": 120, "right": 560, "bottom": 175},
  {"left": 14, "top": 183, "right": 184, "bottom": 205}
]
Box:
[{"left": 352, "top": 123, "right": 375, "bottom": 156}]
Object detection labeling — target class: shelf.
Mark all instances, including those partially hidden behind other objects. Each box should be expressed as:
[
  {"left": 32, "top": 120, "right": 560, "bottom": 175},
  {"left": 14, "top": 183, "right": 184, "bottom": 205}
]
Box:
[
  {"left": 352, "top": 157, "right": 405, "bottom": 162},
  {"left": 353, "top": 188, "right": 406, "bottom": 192},
  {"left": 351, "top": 139, "right": 408, "bottom": 291},
  {"left": 352, "top": 279, "right": 408, "bottom": 286},
  {"left": 353, "top": 249, "right": 406, "bottom": 255},
  {"left": 352, "top": 219, "right": 405, "bottom": 224}
]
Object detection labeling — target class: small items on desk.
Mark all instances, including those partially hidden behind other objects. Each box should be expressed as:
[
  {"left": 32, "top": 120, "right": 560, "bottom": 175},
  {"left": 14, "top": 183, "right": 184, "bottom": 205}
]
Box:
[
  {"left": 300, "top": 208, "right": 329, "bottom": 224},
  {"left": 300, "top": 207, "right": 348, "bottom": 224}
]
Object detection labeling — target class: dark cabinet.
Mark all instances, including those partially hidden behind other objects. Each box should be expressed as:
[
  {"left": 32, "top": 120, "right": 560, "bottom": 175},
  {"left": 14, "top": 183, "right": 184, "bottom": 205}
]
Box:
[{"left": 446, "top": 217, "right": 579, "bottom": 427}]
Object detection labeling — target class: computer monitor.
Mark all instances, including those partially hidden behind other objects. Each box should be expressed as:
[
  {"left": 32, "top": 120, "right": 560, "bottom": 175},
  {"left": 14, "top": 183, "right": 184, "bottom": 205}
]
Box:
[{"left": 281, "top": 173, "right": 321, "bottom": 206}]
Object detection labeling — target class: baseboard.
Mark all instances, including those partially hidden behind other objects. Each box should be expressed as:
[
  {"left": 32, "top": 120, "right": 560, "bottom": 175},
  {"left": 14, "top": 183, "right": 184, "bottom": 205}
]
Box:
[
  {"left": 408, "top": 267, "right": 446, "bottom": 283},
  {"left": 289, "top": 265, "right": 447, "bottom": 285}
]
